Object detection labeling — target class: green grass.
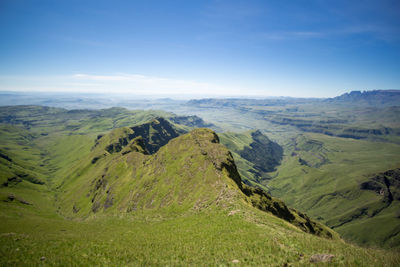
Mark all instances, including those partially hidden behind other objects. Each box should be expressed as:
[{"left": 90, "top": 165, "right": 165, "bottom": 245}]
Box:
[
  {"left": 1, "top": 206, "right": 400, "bottom": 266},
  {"left": 337, "top": 202, "right": 400, "bottom": 248},
  {"left": 268, "top": 133, "right": 400, "bottom": 247}
]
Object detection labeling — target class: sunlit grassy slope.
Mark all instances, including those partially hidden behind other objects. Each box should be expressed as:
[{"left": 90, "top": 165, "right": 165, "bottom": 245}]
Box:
[
  {"left": 54, "top": 122, "right": 332, "bottom": 237},
  {"left": 2, "top": 203, "right": 400, "bottom": 266}
]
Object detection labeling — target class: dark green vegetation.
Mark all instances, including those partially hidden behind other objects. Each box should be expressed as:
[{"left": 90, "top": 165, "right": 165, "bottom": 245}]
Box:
[
  {"left": 2, "top": 104, "right": 400, "bottom": 265},
  {"left": 360, "top": 168, "right": 400, "bottom": 205},
  {"left": 219, "top": 130, "right": 283, "bottom": 187}
]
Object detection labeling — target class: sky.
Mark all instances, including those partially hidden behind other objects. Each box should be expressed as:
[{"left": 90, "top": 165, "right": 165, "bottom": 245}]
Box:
[{"left": 0, "top": 0, "right": 399, "bottom": 98}]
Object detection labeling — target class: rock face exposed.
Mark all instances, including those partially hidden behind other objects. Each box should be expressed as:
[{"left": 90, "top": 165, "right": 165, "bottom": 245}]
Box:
[
  {"left": 95, "top": 117, "right": 180, "bottom": 155},
  {"left": 309, "top": 254, "right": 335, "bottom": 263},
  {"left": 219, "top": 130, "right": 283, "bottom": 185},
  {"left": 360, "top": 168, "right": 400, "bottom": 204},
  {"left": 169, "top": 115, "right": 217, "bottom": 129}
]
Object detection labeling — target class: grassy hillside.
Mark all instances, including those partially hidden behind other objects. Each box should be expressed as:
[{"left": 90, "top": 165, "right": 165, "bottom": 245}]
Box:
[
  {"left": 57, "top": 124, "right": 333, "bottom": 238},
  {"left": 1, "top": 105, "right": 400, "bottom": 265},
  {"left": 3, "top": 201, "right": 400, "bottom": 266},
  {"left": 2, "top": 203, "right": 400, "bottom": 266}
]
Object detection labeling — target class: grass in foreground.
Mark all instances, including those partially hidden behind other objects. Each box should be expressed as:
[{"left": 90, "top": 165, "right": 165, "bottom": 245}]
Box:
[{"left": 1, "top": 205, "right": 400, "bottom": 266}]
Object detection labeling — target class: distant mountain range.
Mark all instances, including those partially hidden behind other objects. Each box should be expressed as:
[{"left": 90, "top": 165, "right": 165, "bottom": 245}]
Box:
[
  {"left": 327, "top": 90, "right": 400, "bottom": 106},
  {"left": 1, "top": 90, "right": 399, "bottom": 111}
]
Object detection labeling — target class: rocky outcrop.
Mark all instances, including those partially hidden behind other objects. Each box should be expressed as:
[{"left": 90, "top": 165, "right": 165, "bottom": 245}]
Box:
[{"left": 360, "top": 168, "right": 400, "bottom": 204}]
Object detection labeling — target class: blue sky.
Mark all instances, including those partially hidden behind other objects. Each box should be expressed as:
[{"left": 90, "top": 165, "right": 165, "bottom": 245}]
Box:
[{"left": 0, "top": 0, "right": 399, "bottom": 97}]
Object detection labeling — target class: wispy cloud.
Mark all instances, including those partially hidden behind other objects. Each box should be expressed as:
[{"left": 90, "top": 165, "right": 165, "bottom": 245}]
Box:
[
  {"left": 73, "top": 74, "right": 131, "bottom": 81},
  {"left": 72, "top": 73, "right": 242, "bottom": 96},
  {"left": 52, "top": 35, "right": 112, "bottom": 47},
  {"left": 337, "top": 24, "right": 400, "bottom": 41},
  {"left": 0, "top": 73, "right": 254, "bottom": 97},
  {"left": 204, "top": 0, "right": 263, "bottom": 21},
  {"left": 257, "top": 24, "right": 399, "bottom": 42},
  {"left": 258, "top": 31, "right": 324, "bottom": 41}
]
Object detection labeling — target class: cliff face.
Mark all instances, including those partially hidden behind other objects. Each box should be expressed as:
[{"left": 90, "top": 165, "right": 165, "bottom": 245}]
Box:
[{"left": 238, "top": 130, "right": 283, "bottom": 173}]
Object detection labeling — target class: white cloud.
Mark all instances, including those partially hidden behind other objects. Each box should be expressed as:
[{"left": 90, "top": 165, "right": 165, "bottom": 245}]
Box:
[
  {"left": 73, "top": 74, "right": 132, "bottom": 81},
  {"left": 0, "top": 73, "right": 259, "bottom": 97},
  {"left": 71, "top": 73, "right": 250, "bottom": 96},
  {"left": 257, "top": 25, "right": 400, "bottom": 42},
  {"left": 258, "top": 31, "right": 324, "bottom": 41},
  {"left": 0, "top": 73, "right": 347, "bottom": 98}
]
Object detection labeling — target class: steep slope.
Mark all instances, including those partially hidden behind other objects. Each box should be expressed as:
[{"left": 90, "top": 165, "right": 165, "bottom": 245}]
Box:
[
  {"left": 238, "top": 130, "right": 283, "bottom": 173},
  {"left": 219, "top": 130, "right": 283, "bottom": 187},
  {"left": 169, "top": 115, "right": 219, "bottom": 130},
  {"left": 93, "top": 117, "right": 180, "bottom": 156},
  {"left": 0, "top": 125, "right": 47, "bottom": 186}
]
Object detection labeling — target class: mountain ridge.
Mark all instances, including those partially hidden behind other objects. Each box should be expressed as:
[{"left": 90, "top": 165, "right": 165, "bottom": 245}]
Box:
[{"left": 59, "top": 122, "right": 335, "bottom": 238}]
